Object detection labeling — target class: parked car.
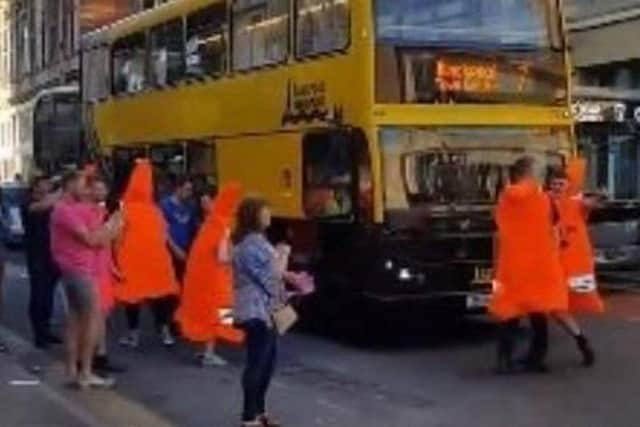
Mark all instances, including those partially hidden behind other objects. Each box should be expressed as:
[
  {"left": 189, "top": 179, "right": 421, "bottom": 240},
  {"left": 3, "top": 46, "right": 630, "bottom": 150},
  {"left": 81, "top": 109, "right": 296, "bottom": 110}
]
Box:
[
  {"left": 0, "top": 183, "right": 28, "bottom": 247},
  {"left": 589, "top": 202, "right": 640, "bottom": 272}
]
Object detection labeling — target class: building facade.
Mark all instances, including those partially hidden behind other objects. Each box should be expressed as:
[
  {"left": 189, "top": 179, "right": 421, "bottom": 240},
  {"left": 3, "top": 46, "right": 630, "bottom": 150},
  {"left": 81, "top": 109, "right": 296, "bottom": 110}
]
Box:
[
  {"left": 567, "top": 0, "right": 640, "bottom": 199},
  {"left": 4, "top": 0, "right": 139, "bottom": 178}
]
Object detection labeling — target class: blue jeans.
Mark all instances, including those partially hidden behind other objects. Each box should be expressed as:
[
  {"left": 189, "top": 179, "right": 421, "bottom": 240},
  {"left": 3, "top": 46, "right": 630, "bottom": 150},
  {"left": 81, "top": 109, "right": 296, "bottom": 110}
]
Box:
[{"left": 242, "top": 319, "right": 278, "bottom": 421}]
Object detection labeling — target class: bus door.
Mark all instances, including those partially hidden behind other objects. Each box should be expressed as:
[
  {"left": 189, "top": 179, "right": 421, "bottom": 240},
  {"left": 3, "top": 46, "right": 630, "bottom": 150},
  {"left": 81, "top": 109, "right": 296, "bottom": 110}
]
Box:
[
  {"left": 185, "top": 141, "right": 217, "bottom": 195},
  {"left": 302, "top": 129, "right": 369, "bottom": 285}
]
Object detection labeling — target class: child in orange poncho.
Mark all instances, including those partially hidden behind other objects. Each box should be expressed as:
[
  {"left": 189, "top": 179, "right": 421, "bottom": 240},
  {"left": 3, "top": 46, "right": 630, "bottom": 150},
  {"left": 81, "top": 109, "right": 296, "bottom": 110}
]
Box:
[
  {"left": 175, "top": 183, "right": 244, "bottom": 366},
  {"left": 549, "top": 159, "right": 604, "bottom": 367},
  {"left": 491, "top": 157, "right": 567, "bottom": 373},
  {"left": 115, "top": 160, "right": 179, "bottom": 347}
]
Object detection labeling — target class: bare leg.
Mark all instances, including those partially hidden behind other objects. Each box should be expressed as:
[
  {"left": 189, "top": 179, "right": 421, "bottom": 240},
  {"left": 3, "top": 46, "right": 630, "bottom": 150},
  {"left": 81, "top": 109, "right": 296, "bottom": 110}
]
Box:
[
  {"left": 552, "top": 312, "right": 595, "bottom": 367},
  {"left": 79, "top": 286, "right": 101, "bottom": 381},
  {"left": 65, "top": 312, "right": 79, "bottom": 381},
  {"left": 553, "top": 312, "right": 583, "bottom": 337},
  {"left": 204, "top": 340, "right": 216, "bottom": 356},
  {"left": 95, "top": 315, "right": 107, "bottom": 357}
]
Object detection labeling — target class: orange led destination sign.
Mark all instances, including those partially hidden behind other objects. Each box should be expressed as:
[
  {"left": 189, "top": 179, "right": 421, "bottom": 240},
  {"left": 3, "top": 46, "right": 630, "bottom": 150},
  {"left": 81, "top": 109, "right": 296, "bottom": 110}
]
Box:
[{"left": 435, "top": 58, "right": 498, "bottom": 94}]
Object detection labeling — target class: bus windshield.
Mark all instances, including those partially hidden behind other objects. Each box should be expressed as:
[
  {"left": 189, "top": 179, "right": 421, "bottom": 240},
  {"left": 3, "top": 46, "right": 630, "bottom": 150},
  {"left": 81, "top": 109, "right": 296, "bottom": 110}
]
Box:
[
  {"left": 381, "top": 127, "right": 569, "bottom": 209},
  {"left": 376, "top": 0, "right": 554, "bottom": 50}
]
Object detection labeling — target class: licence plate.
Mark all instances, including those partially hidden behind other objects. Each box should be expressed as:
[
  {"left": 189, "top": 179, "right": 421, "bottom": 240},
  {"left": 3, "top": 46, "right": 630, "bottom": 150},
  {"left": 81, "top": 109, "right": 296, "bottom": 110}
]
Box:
[{"left": 466, "top": 293, "right": 491, "bottom": 309}]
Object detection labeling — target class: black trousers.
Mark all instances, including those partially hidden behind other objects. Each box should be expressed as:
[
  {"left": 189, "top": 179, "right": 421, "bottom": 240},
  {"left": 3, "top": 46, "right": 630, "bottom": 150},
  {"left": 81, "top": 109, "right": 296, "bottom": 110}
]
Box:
[
  {"left": 527, "top": 313, "right": 549, "bottom": 365},
  {"left": 498, "top": 313, "right": 549, "bottom": 365},
  {"left": 124, "top": 299, "right": 174, "bottom": 331},
  {"left": 242, "top": 320, "right": 278, "bottom": 422},
  {"left": 28, "top": 266, "right": 58, "bottom": 344},
  {"left": 123, "top": 254, "right": 186, "bottom": 332}
]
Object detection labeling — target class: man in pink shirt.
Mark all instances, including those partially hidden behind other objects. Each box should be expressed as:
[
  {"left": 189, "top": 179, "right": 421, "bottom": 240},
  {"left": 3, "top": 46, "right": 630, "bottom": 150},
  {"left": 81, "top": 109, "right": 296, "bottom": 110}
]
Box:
[{"left": 50, "top": 171, "right": 121, "bottom": 389}]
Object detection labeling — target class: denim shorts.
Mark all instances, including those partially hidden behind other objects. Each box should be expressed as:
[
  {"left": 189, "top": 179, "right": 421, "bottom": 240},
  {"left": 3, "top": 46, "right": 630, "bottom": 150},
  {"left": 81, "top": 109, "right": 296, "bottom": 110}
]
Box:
[{"left": 60, "top": 274, "right": 96, "bottom": 315}]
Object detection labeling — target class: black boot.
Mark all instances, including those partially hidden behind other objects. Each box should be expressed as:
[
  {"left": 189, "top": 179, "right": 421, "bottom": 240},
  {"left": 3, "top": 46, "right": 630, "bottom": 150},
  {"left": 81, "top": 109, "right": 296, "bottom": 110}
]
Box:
[
  {"left": 495, "top": 323, "right": 517, "bottom": 375},
  {"left": 576, "top": 335, "right": 595, "bottom": 367}
]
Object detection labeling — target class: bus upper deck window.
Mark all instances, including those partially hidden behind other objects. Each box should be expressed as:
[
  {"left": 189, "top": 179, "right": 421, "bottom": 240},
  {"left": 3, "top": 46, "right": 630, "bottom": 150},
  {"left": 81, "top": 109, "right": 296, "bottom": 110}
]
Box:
[
  {"left": 232, "top": 0, "right": 289, "bottom": 71},
  {"left": 112, "top": 33, "right": 147, "bottom": 95},
  {"left": 186, "top": 5, "right": 228, "bottom": 78},
  {"left": 296, "top": 0, "right": 350, "bottom": 57},
  {"left": 150, "top": 19, "right": 185, "bottom": 86}
]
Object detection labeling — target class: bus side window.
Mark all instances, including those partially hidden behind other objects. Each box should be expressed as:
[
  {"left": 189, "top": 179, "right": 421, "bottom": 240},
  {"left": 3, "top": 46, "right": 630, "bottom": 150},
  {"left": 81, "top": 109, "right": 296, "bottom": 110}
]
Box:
[
  {"left": 186, "top": 4, "right": 228, "bottom": 79},
  {"left": 232, "top": 0, "right": 289, "bottom": 71},
  {"left": 150, "top": 18, "right": 185, "bottom": 87},
  {"left": 296, "top": 0, "right": 351, "bottom": 58},
  {"left": 112, "top": 32, "right": 147, "bottom": 95},
  {"left": 303, "top": 131, "right": 354, "bottom": 219}
]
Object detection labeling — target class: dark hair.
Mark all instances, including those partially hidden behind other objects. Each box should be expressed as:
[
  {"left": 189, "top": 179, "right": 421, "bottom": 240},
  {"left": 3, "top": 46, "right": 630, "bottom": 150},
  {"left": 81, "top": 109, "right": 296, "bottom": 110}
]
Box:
[
  {"left": 173, "top": 174, "right": 192, "bottom": 190},
  {"left": 232, "top": 197, "right": 269, "bottom": 244},
  {"left": 61, "top": 170, "right": 83, "bottom": 191},
  {"left": 509, "top": 156, "right": 535, "bottom": 183},
  {"left": 548, "top": 167, "right": 568, "bottom": 181}
]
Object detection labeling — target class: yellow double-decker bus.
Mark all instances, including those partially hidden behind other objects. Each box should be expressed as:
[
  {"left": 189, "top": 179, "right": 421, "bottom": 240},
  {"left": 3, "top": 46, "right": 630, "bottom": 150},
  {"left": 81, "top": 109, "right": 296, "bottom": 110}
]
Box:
[{"left": 82, "top": 0, "right": 572, "bottom": 329}]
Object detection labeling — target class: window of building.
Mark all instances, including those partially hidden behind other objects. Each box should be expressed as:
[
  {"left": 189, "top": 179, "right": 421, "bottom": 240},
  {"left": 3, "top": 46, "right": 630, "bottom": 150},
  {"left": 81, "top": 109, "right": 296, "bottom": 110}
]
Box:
[
  {"left": 46, "top": 0, "right": 60, "bottom": 65},
  {"left": 232, "top": 0, "right": 289, "bottom": 71},
  {"left": 112, "top": 32, "right": 148, "bottom": 95},
  {"left": 186, "top": 4, "right": 228, "bottom": 78},
  {"left": 150, "top": 19, "right": 185, "bottom": 86},
  {"left": 296, "top": 0, "right": 350, "bottom": 57}
]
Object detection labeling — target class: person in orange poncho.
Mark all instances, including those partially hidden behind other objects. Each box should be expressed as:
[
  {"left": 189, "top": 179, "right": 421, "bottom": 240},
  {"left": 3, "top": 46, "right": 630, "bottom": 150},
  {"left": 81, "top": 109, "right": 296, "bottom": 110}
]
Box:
[
  {"left": 175, "top": 183, "right": 244, "bottom": 367},
  {"left": 491, "top": 156, "right": 567, "bottom": 374},
  {"left": 548, "top": 160, "right": 604, "bottom": 367},
  {"left": 115, "top": 159, "right": 179, "bottom": 348}
]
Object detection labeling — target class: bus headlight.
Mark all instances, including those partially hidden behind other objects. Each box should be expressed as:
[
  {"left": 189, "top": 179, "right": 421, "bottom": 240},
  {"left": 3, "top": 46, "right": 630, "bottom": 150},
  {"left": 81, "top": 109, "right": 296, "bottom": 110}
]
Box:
[
  {"left": 398, "top": 268, "right": 413, "bottom": 281},
  {"left": 384, "top": 259, "right": 394, "bottom": 271}
]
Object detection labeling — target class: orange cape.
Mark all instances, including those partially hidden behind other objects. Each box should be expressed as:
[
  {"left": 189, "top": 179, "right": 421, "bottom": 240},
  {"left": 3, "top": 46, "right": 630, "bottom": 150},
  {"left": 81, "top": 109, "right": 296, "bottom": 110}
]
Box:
[
  {"left": 175, "top": 183, "right": 244, "bottom": 345},
  {"left": 556, "top": 158, "right": 605, "bottom": 314},
  {"left": 490, "top": 179, "right": 568, "bottom": 320},
  {"left": 115, "top": 160, "right": 178, "bottom": 303}
]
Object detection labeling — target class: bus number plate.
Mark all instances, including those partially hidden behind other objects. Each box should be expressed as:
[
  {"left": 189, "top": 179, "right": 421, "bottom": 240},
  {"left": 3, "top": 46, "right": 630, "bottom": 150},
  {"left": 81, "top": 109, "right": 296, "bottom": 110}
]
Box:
[{"left": 466, "top": 293, "right": 491, "bottom": 309}]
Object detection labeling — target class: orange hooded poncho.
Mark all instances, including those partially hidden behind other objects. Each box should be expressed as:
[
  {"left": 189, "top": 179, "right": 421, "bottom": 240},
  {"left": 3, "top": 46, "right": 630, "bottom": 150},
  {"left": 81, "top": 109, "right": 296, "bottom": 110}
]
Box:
[
  {"left": 490, "top": 179, "right": 568, "bottom": 320},
  {"left": 555, "top": 159, "right": 605, "bottom": 314},
  {"left": 115, "top": 160, "right": 178, "bottom": 303},
  {"left": 175, "top": 183, "right": 244, "bottom": 345}
]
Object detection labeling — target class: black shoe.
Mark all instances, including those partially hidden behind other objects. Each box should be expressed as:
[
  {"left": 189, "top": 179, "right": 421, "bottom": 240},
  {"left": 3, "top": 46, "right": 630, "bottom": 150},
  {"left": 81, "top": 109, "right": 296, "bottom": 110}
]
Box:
[
  {"left": 93, "top": 356, "right": 128, "bottom": 374},
  {"left": 0, "top": 341, "right": 8, "bottom": 353},
  {"left": 34, "top": 338, "right": 50, "bottom": 350},
  {"left": 45, "top": 334, "right": 63, "bottom": 345},
  {"left": 516, "top": 358, "right": 551, "bottom": 374},
  {"left": 495, "top": 346, "right": 516, "bottom": 375},
  {"left": 576, "top": 335, "right": 595, "bottom": 367}
]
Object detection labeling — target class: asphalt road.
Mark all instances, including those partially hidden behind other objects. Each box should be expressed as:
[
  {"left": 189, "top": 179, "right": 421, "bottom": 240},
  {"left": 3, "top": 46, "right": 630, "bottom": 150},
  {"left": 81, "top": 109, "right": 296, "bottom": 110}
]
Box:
[{"left": 2, "top": 252, "right": 640, "bottom": 427}]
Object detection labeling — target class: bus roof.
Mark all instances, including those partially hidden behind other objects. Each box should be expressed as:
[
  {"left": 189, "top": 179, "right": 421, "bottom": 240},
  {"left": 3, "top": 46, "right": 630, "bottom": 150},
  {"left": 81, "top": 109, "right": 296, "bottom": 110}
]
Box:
[{"left": 82, "top": 0, "right": 223, "bottom": 44}]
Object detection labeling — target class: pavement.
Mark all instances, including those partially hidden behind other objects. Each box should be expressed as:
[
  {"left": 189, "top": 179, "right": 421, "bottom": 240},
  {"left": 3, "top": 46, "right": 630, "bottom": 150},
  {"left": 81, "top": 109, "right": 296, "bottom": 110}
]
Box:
[{"left": 3, "top": 252, "right": 640, "bottom": 427}]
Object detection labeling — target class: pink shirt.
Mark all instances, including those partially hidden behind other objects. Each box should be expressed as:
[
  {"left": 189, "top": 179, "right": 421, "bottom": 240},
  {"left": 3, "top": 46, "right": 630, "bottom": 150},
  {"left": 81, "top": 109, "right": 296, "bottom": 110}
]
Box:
[
  {"left": 89, "top": 204, "right": 112, "bottom": 283},
  {"left": 50, "top": 198, "right": 96, "bottom": 279}
]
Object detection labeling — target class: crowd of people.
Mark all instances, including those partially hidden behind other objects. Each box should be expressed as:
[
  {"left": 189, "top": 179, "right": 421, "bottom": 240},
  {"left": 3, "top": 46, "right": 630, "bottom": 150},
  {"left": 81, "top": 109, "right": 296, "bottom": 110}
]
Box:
[
  {"left": 11, "top": 159, "right": 311, "bottom": 427},
  {"left": 0, "top": 154, "right": 606, "bottom": 426}
]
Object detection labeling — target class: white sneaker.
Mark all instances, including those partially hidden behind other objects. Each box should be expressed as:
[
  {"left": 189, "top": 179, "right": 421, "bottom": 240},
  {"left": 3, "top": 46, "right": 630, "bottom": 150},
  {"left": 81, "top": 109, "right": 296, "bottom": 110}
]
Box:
[
  {"left": 201, "top": 353, "right": 228, "bottom": 367},
  {"left": 118, "top": 331, "right": 140, "bottom": 348},
  {"left": 161, "top": 328, "right": 176, "bottom": 347},
  {"left": 77, "top": 374, "right": 116, "bottom": 390}
]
